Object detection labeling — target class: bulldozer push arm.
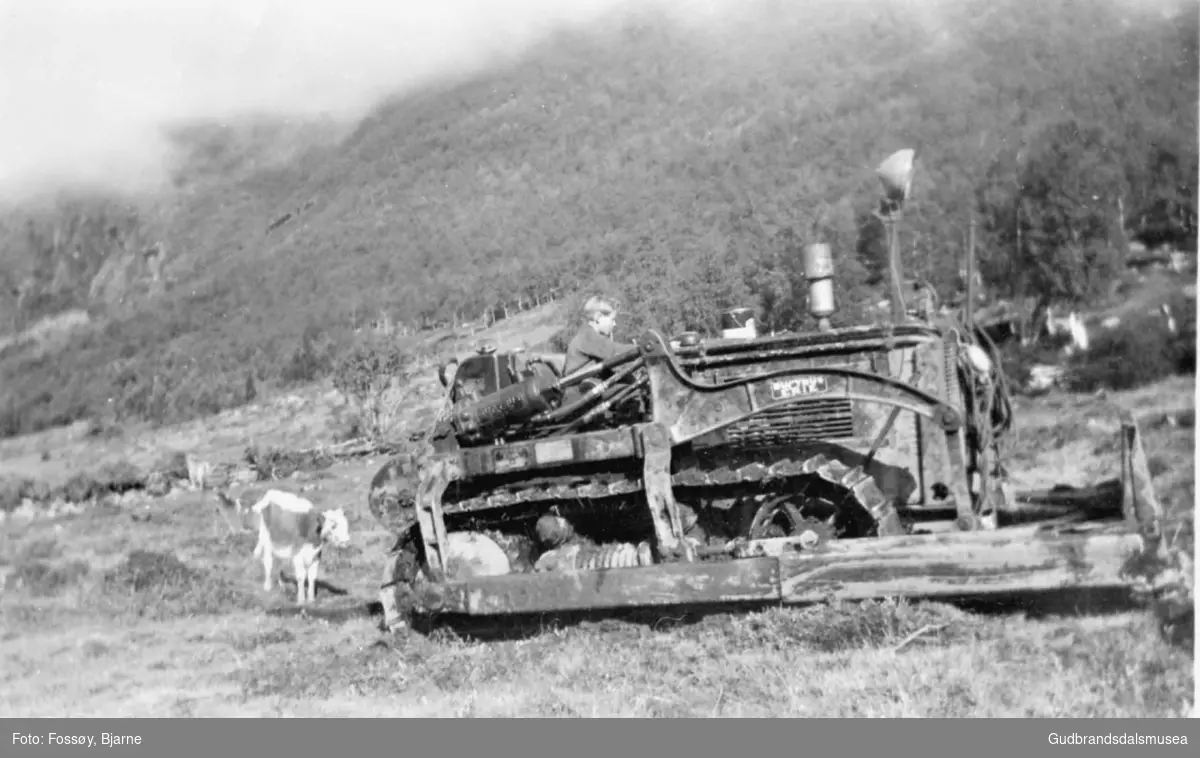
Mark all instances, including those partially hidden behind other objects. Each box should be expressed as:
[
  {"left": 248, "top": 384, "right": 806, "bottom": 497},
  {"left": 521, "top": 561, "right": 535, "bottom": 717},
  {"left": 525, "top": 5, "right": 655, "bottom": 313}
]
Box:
[{"left": 390, "top": 330, "right": 1162, "bottom": 620}]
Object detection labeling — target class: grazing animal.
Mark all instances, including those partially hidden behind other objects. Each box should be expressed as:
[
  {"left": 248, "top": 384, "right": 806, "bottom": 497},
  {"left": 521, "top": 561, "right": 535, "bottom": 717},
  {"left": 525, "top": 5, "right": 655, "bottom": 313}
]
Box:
[
  {"left": 1044, "top": 308, "right": 1090, "bottom": 355},
  {"left": 185, "top": 453, "right": 211, "bottom": 491},
  {"left": 1159, "top": 303, "right": 1178, "bottom": 335},
  {"left": 1026, "top": 363, "right": 1065, "bottom": 393},
  {"left": 217, "top": 488, "right": 351, "bottom": 605}
]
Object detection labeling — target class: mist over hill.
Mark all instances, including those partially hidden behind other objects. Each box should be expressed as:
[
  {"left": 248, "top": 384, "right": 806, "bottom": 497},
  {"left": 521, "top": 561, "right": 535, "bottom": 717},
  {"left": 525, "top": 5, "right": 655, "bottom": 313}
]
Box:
[{"left": 0, "top": 0, "right": 1196, "bottom": 437}]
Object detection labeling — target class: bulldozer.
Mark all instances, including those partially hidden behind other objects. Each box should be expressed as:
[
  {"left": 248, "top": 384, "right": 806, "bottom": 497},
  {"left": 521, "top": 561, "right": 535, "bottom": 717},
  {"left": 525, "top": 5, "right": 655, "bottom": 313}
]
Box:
[{"left": 367, "top": 149, "right": 1164, "bottom": 632}]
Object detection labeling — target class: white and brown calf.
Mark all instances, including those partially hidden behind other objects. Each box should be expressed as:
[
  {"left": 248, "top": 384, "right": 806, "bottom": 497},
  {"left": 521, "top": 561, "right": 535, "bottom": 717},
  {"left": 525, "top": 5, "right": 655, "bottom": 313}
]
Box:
[{"left": 249, "top": 490, "right": 350, "bottom": 605}]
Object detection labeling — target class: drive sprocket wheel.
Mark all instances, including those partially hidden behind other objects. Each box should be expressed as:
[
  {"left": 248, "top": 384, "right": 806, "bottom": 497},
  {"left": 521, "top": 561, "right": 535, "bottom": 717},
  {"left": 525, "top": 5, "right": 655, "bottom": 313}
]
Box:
[{"left": 747, "top": 494, "right": 839, "bottom": 548}]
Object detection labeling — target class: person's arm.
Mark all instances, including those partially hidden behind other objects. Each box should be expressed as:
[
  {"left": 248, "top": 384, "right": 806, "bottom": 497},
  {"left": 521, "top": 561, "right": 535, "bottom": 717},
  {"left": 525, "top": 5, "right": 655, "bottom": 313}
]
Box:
[{"left": 576, "top": 327, "right": 636, "bottom": 362}]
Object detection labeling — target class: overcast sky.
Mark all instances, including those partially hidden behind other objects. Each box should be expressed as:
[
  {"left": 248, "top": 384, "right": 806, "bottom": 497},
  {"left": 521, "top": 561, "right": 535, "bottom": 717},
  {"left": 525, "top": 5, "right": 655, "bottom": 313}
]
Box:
[{"left": 0, "top": 0, "right": 687, "bottom": 201}]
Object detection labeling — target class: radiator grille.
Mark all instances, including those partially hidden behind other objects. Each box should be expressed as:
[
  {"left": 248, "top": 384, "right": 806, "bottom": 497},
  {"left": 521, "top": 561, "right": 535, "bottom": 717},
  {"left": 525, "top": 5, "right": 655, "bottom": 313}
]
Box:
[
  {"left": 943, "top": 338, "right": 961, "bottom": 408},
  {"left": 723, "top": 397, "right": 855, "bottom": 447}
]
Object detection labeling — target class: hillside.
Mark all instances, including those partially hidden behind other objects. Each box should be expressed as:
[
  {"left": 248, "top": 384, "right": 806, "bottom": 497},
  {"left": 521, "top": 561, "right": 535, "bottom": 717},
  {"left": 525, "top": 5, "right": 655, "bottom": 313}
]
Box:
[
  {"left": 0, "top": 301, "right": 568, "bottom": 489},
  {"left": 0, "top": 0, "right": 1196, "bottom": 437}
]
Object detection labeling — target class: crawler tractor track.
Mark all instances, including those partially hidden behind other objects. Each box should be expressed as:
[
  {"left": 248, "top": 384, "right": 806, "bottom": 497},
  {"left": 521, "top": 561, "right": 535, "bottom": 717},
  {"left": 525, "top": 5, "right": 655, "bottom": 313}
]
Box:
[{"left": 369, "top": 446, "right": 902, "bottom": 548}]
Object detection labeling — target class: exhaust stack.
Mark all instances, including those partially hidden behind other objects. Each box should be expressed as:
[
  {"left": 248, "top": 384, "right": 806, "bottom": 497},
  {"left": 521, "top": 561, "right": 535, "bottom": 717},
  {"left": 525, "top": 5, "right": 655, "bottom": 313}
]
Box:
[
  {"left": 803, "top": 243, "right": 836, "bottom": 331},
  {"left": 721, "top": 307, "right": 758, "bottom": 340}
]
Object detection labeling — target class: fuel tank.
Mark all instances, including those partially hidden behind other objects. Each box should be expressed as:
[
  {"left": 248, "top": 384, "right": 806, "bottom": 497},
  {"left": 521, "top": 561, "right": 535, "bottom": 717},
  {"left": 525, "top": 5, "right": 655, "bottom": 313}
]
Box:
[{"left": 450, "top": 371, "right": 561, "bottom": 437}]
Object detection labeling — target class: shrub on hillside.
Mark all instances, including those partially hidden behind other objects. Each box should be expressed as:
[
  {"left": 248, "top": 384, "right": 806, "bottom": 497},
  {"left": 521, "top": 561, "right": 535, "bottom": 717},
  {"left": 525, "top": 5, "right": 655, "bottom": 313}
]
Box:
[
  {"left": 94, "top": 460, "right": 146, "bottom": 493},
  {"left": 281, "top": 324, "right": 337, "bottom": 385},
  {"left": 19, "top": 479, "right": 51, "bottom": 504},
  {"left": 1064, "top": 304, "right": 1196, "bottom": 393},
  {"left": 332, "top": 337, "right": 436, "bottom": 443},
  {"left": 0, "top": 395, "right": 20, "bottom": 438},
  {"left": 0, "top": 478, "right": 24, "bottom": 512},
  {"left": 153, "top": 451, "right": 191, "bottom": 482},
  {"left": 62, "top": 473, "right": 99, "bottom": 503},
  {"left": 243, "top": 444, "right": 332, "bottom": 481}
]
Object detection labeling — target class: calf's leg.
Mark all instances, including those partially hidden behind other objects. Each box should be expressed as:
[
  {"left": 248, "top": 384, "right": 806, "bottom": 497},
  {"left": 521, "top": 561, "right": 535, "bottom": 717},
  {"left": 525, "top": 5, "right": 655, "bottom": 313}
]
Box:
[
  {"left": 261, "top": 546, "right": 274, "bottom": 593},
  {"left": 293, "top": 554, "right": 309, "bottom": 605},
  {"left": 302, "top": 563, "right": 316, "bottom": 604}
]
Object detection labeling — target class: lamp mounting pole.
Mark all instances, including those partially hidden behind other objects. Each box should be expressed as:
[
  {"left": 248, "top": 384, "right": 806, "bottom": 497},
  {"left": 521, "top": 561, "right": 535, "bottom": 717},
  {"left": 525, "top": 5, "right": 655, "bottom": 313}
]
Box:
[{"left": 873, "top": 149, "right": 917, "bottom": 324}]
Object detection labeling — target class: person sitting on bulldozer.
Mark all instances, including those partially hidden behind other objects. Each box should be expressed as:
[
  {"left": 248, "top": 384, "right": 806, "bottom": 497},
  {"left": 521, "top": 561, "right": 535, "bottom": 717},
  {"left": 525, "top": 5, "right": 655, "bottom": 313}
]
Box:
[
  {"left": 558, "top": 296, "right": 642, "bottom": 423},
  {"left": 563, "top": 296, "right": 637, "bottom": 376}
]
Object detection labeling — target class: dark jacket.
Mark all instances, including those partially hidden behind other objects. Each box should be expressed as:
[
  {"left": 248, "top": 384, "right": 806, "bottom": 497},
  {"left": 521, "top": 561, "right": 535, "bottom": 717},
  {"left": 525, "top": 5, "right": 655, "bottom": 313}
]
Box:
[{"left": 563, "top": 323, "right": 636, "bottom": 375}]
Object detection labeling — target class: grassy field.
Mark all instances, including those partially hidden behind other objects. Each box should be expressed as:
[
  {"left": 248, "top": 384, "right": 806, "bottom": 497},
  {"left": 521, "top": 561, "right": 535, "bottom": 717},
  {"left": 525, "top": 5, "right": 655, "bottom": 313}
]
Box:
[{"left": 0, "top": 369, "right": 1193, "bottom": 717}]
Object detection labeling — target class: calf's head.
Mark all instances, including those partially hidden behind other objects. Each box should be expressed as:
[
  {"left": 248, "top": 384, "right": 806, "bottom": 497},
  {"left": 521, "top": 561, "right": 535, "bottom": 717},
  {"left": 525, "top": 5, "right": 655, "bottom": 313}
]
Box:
[{"left": 318, "top": 508, "right": 351, "bottom": 547}]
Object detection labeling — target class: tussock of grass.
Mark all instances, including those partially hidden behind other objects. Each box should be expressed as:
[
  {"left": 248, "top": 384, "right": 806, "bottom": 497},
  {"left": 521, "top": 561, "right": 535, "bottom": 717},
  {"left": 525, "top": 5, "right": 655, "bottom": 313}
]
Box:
[
  {"left": 237, "top": 602, "right": 977, "bottom": 702},
  {"left": 4, "top": 558, "right": 91, "bottom": 596},
  {"left": 1127, "top": 518, "right": 1195, "bottom": 650},
  {"left": 104, "top": 550, "right": 201, "bottom": 592},
  {"left": 0, "top": 534, "right": 62, "bottom": 565},
  {"left": 715, "top": 599, "right": 978, "bottom": 653},
  {"left": 1, "top": 533, "right": 88, "bottom": 596},
  {"left": 98, "top": 549, "right": 262, "bottom": 621},
  {"left": 0, "top": 543, "right": 267, "bottom": 629},
  {"left": 230, "top": 628, "right": 296, "bottom": 653},
  {"left": 225, "top": 603, "right": 1191, "bottom": 717}
]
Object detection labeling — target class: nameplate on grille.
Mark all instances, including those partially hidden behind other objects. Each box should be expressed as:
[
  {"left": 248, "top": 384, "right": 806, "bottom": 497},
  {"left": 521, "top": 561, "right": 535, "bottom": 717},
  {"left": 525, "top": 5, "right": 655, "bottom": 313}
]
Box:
[{"left": 768, "top": 376, "right": 830, "bottom": 401}]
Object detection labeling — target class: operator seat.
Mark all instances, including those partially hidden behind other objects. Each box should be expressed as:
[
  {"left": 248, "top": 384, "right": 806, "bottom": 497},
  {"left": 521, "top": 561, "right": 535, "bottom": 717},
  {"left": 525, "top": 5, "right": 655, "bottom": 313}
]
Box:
[{"left": 530, "top": 352, "right": 566, "bottom": 378}]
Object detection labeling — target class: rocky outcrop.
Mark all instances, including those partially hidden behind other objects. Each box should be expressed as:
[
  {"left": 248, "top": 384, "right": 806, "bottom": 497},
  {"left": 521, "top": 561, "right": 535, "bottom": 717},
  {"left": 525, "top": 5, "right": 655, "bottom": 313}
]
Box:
[{"left": 87, "top": 241, "right": 168, "bottom": 311}]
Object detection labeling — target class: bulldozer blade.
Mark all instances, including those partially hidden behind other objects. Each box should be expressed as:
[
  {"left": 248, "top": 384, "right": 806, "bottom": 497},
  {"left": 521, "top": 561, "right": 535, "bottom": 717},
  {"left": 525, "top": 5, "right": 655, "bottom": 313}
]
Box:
[
  {"left": 1005, "top": 479, "right": 1125, "bottom": 524},
  {"left": 999, "top": 410, "right": 1163, "bottom": 530},
  {"left": 1116, "top": 409, "right": 1163, "bottom": 537},
  {"left": 408, "top": 520, "right": 1149, "bottom": 617}
]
